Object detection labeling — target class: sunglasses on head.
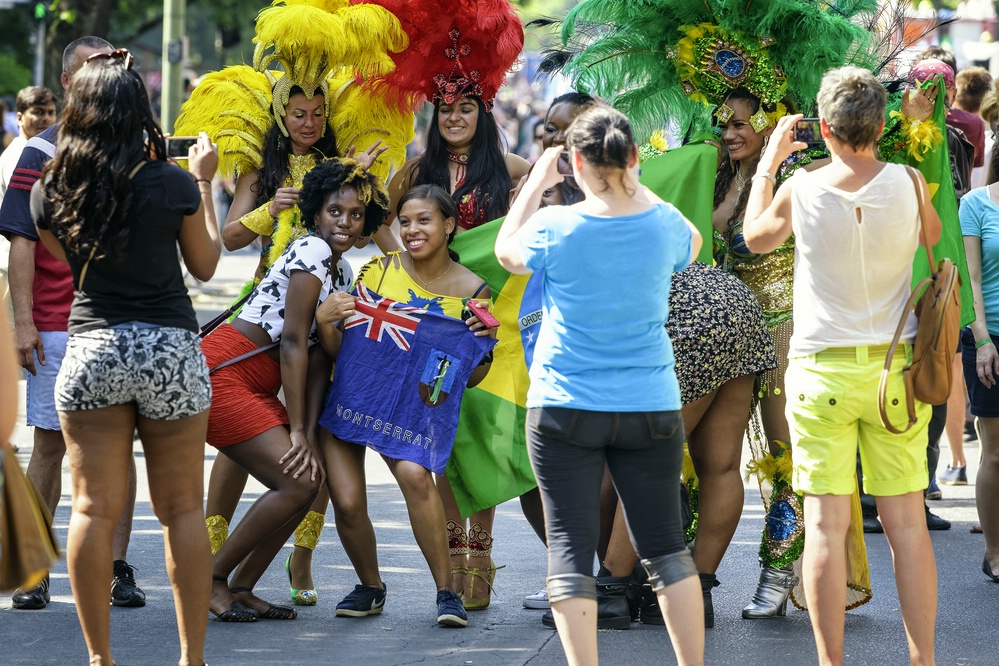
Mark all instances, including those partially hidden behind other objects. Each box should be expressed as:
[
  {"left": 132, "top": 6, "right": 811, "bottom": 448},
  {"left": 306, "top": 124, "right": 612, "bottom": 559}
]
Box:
[{"left": 85, "top": 48, "right": 134, "bottom": 70}]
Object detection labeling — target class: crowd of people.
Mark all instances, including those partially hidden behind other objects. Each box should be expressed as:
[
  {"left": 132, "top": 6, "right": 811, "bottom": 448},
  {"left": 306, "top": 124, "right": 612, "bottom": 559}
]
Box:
[{"left": 1, "top": 0, "right": 997, "bottom": 665}]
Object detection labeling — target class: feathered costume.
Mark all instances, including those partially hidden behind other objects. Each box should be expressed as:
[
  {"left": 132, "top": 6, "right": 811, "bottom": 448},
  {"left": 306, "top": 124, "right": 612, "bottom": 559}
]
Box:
[
  {"left": 543, "top": 0, "right": 948, "bottom": 614},
  {"left": 174, "top": 0, "right": 414, "bottom": 282},
  {"left": 356, "top": 0, "right": 524, "bottom": 112}
]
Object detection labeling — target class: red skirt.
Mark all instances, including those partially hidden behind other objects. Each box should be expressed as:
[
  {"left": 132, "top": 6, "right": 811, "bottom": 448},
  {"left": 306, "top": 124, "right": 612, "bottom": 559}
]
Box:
[{"left": 201, "top": 324, "right": 286, "bottom": 447}]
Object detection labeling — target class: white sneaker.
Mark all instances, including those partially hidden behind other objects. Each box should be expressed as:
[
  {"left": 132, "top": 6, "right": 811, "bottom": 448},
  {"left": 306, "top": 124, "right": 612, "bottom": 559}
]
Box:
[{"left": 523, "top": 588, "right": 550, "bottom": 610}]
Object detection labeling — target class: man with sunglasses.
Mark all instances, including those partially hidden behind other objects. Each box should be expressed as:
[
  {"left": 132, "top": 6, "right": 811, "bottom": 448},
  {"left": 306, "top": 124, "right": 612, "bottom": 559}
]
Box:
[{"left": 0, "top": 36, "right": 146, "bottom": 611}]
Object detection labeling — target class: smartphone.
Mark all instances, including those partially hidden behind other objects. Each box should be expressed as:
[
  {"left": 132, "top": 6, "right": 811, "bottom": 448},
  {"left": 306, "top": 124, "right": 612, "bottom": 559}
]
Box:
[
  {"left": 465, "top": 300, "right": 500, "bottom": 328},
  {"left": 794, "top": 118, "right": 823, "bottom": 150},
  {"left": 166, "top": 136, "right": 199, "bottom": 160},
  {"left": 556, "top": 150, "right": 574, "bottom": 176}
]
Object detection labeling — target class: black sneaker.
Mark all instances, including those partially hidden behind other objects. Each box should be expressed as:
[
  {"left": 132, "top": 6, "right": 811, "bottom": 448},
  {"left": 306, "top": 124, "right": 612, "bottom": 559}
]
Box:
[
  {"left": 111, "top": 560, "right": 146, "bottom": 607},
  {"left": 12, "top": 575, "right": 50, "bottom": 610}
]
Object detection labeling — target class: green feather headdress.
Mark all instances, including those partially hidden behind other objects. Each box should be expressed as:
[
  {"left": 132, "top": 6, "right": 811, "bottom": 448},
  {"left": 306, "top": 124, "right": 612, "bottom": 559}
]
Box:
[{"left": 544, "top": 0, "right": 886, "bottom": 140}]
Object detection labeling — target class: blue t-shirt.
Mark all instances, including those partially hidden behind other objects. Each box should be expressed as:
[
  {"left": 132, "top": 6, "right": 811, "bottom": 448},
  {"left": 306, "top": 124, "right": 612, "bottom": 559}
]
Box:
[
  {"left": 960, "top": 187, "right": 999, "bottom": 335},
  {"left": 515, "top": 202, "right": 692, "bottom": 411}
]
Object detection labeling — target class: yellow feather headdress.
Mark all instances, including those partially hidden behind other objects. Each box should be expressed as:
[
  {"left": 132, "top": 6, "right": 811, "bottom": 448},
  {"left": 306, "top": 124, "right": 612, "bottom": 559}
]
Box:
[{"left": 174, "top": 0, "right": 413, "bottom": 181}]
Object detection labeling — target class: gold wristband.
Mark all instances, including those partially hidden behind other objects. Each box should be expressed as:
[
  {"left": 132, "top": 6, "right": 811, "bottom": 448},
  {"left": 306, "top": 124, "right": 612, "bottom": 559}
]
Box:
[{"left": 240, "top": 203, "right": 275, "bottom": 236}]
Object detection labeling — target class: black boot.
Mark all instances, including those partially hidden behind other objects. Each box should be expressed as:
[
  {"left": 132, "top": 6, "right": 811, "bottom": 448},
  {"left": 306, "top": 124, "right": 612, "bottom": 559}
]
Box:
[
  {"left": 699, "top": 573, "right": 719, "bottom": 629},
  {"left": 626, "top": 562, "right": 647, "bottom": 621},
  {"left": 638, "top": 583, "right": 663, "bottom": 625},
  {"left": 541, "top": 575, "right": 632, "bottom": 630}
]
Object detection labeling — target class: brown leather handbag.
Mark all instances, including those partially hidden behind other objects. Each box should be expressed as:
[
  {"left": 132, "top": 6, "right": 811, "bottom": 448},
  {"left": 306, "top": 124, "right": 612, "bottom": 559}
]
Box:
[{"left": 878, "top": 166, "right": 961, "bottom": 434}]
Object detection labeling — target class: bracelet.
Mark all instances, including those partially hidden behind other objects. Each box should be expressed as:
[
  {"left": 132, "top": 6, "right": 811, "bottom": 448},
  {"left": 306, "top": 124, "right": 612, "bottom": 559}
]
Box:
[
  {"left": 193, "top": 178, "right": 212, "bottom": 185},
  {"left": 752, "top": 172, "right": 777, "bottom": 186},
  {"left": 976, "top": 338, "right": 993, "bottom": 349}
]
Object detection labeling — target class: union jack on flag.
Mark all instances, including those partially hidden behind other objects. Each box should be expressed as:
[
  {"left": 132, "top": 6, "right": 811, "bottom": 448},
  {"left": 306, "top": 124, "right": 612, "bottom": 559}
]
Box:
[{"left": 344, "top": 283, "right": 423, "bottom": 351}]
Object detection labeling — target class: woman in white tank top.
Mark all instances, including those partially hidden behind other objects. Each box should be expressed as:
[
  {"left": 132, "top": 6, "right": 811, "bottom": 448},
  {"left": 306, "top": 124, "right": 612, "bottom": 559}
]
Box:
[{"left": 742, "top": 66, "right": 942, "bottom": 666}]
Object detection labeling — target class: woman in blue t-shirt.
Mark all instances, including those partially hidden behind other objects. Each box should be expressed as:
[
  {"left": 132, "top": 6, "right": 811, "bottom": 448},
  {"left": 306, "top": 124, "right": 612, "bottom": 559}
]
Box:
[
  {"left": 959, "top": 165, "right": 999, "bottom": 582},
  {"left": 495, "top": 104, "right": 705, "bottom": 665}
]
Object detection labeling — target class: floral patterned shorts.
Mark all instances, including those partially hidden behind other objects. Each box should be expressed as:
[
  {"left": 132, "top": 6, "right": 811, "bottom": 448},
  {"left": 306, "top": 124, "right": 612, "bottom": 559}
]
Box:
[{"left": 56, "top": 325, "right": 211, "bottom": 420}]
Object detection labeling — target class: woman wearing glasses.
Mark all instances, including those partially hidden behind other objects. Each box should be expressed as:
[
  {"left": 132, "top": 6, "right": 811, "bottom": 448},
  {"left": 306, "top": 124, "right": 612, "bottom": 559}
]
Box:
[{"left": 31, "top": 52, "right": 221, "bottom": 666}]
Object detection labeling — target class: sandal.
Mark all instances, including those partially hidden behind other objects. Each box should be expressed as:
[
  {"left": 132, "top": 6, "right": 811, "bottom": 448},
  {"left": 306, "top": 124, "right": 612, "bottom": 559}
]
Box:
[
  {"left": 210, "top": 601, "right": 258, "bottom": 622},
  {"left": 231, "top": 587, "right": 298, "bottom": 620},
  {"left": 210, "top": 576, "right": 258, "bottom": 622}
]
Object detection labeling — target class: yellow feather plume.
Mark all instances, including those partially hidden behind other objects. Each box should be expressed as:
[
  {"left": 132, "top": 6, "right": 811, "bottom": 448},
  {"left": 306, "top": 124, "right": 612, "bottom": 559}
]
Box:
[
  {"left": 744, "top": 440, "right": 793, "bottom": 484},
  {"left": 173, "top": 66, "right": 273, "bottom": 178},
  {"left": 328, "top": 68, "right": 414, "bottom": 183}
]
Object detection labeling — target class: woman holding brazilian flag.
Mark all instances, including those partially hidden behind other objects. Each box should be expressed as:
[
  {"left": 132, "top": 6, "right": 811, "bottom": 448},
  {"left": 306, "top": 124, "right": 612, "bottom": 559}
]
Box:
[{"left": 449, "top": 0, "right": 970, "bottom": 629}]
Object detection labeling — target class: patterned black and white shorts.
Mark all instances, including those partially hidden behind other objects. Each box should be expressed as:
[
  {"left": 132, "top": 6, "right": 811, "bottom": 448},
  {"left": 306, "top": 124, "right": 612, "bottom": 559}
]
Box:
[{"left": 56, "top": 325, "right": 212, "bottom": 420}]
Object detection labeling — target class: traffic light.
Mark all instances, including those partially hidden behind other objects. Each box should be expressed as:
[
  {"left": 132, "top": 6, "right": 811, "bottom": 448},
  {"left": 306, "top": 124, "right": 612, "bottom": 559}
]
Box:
[{"left": 33, "top": 2, "right": 46, "bottom": 20}]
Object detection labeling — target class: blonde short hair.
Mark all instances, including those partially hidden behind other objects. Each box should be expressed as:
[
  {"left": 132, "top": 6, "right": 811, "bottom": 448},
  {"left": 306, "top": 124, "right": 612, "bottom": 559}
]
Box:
[{"left": 816, "top": 66, "right": 886, "bottom": 150}]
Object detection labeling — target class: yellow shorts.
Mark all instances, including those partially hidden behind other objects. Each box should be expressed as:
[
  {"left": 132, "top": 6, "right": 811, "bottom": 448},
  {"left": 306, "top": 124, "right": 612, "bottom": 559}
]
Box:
[{"left": 784, "top": 345, "right": 929, "bottom": 497}]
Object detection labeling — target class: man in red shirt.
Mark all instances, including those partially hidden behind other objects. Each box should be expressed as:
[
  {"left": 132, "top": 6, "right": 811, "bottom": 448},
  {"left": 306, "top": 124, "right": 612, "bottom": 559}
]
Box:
[{"left": 0, "top": 36, "right": 145, "bottom": 611}]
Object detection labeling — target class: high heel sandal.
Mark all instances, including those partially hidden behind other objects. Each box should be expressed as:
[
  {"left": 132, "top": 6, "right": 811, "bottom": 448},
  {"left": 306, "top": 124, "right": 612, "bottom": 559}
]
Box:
[
  {"left": 448, "top": 520, "right": 469, "bottom": 596},
  {"left": 464, "top": 523, "right": 504, "bottom": 611},
  {"left": 230, "top": 587, "right": 297, "bottom": 620},
  {"left": 205, "top": 515, "right": 229, "bottom": 557},
  {"left": 287, "top": 510, "right": 324, "bottom": 605},
  {"left": 983, "top": 557, "right": 999, "bottom": 582},
  {"left": 209, "top": 575, "right": 257, "bottom": 622},
  {"left": 741, "top": 566, "right": 798, "bottom": 619}
]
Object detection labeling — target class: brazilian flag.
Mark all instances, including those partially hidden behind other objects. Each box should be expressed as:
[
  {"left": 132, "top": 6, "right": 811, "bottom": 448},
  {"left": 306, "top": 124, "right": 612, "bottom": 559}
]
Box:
[{"left": 446, "top": 143, "right": 717, "bottom": 517}]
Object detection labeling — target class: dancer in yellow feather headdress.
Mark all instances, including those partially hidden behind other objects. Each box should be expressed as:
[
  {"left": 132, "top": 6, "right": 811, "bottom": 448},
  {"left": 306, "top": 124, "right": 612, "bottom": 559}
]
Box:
[{"left": 174, "top": 0, "right": 415, "bottom": 608}]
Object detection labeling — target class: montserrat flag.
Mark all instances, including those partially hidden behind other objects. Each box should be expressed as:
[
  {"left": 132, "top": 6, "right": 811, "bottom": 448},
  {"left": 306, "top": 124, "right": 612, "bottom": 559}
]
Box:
[
  {"left": 447, "top": 142, "right": 717, "bottom": 517},
  {"left": 320, "top": 283, "right": 496, "bottom": 475},
  {"left": 884, "top": 77, "right": 974, "bottom": 326}
]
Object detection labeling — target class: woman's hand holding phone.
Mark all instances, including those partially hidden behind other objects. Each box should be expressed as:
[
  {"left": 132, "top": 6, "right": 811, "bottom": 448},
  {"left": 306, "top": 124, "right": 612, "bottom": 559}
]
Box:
[{"left": 188, "top": 132, "right": 218, "bottom": 183}]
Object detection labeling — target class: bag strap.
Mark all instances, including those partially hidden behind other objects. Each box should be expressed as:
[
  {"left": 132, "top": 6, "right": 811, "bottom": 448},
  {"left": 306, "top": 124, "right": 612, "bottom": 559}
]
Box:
[
  {"left": 209, "top": 341, "right": 278, "bottom": 375},
  {"left": 903, "top": 165, "right": 937, "bottom": 273},
  {"left": 199, "top": 290, "right": 254, "bottom": 338},
  {"left": 877, "top": 276, "right": 930, "bottom": 434},
  {"left": 879, "top": 166, "right": 937, "bottom": 435}
]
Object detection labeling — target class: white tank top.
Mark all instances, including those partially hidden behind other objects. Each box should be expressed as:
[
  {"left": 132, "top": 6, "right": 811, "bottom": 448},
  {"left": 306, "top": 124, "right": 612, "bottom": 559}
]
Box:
[{"left": 788, "top": 163, "right": 919, "bottom": 356}]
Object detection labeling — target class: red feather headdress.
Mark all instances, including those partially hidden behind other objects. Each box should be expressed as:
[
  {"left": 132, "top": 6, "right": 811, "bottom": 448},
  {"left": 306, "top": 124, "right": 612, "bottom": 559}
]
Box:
[{"left": 353, "top": 0, "right": 523, "bottom": 111}]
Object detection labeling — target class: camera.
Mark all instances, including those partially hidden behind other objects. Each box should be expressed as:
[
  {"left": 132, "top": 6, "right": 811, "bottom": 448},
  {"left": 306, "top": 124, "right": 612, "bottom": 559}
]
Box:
[
  {"left": 556, "top": 150, "right": 574, "bottom": 176},
  {"left": 794, "top": 119, "right": 823, "bottom": 151},
  {"left": 166, "top": 136, "right": 199, "bottom": 160}
]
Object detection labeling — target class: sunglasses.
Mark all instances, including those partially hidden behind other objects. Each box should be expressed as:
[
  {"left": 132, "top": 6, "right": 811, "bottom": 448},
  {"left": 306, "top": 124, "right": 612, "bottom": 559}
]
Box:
[{"left": 85, "top": 48, "right": 134, "bottom": 70}]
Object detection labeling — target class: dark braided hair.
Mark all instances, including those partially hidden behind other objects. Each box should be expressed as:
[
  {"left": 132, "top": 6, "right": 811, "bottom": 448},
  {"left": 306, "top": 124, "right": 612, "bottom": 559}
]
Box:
[{"left": 298, "top": 158, "right": 388, "bottom": 237}]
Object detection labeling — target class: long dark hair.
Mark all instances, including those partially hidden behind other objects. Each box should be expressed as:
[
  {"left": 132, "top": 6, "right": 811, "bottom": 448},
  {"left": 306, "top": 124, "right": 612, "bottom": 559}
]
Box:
[
  {"left": 411, "top": 96, "right": 512, "bottom": 221},
  {"left": 397, "top": 184, "right": 461, "bottom": 262},
  {"left": 255, "top": 86, "right": 337, "bottom": 206},
  {"left": 44, "top": 59, "right": 166, "bottom": 260},
  {"left": 712, "top": 88, "right": 795, "bottom": 228}
]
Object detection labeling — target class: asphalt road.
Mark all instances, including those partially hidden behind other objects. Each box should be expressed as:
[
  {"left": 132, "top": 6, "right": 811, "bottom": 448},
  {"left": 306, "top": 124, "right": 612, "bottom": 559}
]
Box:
[{"left": 1, "top": 248, "right": 995, "bottom": 665}]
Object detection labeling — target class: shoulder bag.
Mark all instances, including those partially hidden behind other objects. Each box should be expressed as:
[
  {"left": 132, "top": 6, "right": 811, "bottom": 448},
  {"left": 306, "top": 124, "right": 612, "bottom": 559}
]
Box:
[{"left": 878, "top": 166, "right": 961, "bottom": 434}]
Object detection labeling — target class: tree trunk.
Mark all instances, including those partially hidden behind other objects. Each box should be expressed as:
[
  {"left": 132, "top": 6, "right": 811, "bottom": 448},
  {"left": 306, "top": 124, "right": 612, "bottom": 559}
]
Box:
[{"left": 44, "top": 0, "right": 117, "bottom": 92}]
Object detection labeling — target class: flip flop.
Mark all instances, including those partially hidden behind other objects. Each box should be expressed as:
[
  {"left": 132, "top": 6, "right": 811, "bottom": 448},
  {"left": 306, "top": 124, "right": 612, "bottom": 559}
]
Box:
[{"left": 971, "top": 523, "right": 984, "bottom": 533}]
